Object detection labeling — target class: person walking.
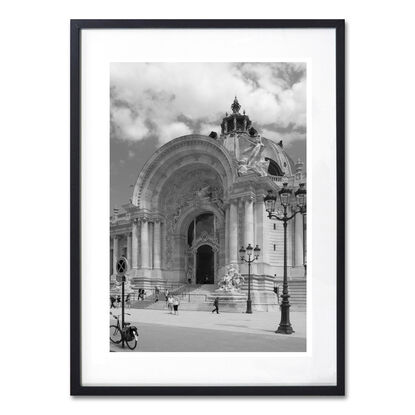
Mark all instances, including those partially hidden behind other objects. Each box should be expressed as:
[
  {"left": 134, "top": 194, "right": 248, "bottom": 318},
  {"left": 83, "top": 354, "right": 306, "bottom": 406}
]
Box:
[
  {"left": 212, "top": 297, "right": 219, "bottom": 314},
  {"left": 167, "top": 295, "right": 174, "bottom": 314},
  {"left": 173, "top": 297, "right": 180, "bottom": 315}
]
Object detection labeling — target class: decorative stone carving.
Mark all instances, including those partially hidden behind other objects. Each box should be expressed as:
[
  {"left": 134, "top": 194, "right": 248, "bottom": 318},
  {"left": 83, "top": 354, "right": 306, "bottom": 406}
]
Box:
[
  {"left": 217, "top": 264, "right": 245, "bottom": 292},
  {"left": 186, "top": 264, "right": 193, "bottom": 282},
  {"left": 190, "top": 232, "right": 220, "bottom": 254},
  {"left": 160, "top": 166, "right": 225, "bottom": 269},
  {"left": 237, "top": 135, "right": 270, "bottom": 177},
  {"left": 195, "top": 185, "right": 211, "bottom": 198}
]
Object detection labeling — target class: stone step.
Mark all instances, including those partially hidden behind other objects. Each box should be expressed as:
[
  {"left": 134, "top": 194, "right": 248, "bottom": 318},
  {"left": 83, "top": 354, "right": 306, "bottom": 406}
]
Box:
[{"left": 124, "top": 279, "right": 307, "bottom": 309}]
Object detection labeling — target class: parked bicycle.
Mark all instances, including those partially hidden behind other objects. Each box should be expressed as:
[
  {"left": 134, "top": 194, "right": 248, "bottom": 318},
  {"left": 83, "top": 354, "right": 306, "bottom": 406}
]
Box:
[{"left": 109, "top": 312, "right": 139, "bottom": 350}]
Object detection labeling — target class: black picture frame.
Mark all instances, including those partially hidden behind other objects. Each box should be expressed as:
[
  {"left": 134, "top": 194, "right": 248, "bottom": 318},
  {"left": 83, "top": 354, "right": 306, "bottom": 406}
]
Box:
[{"left": 70, "top": 19, "right": 345, "bottom": 396}]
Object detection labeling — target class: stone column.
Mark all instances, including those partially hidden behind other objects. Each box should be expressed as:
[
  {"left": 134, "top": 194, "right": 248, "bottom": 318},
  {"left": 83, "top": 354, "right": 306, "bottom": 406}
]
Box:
[
  {"left": 127, "top": 233, "right": 132, "bottom": 267},
  {"left": 229, "top": 200, "right": 238, "bottom": 264},
  {"left": 131, "top": 219, "right": 138, "bottom": 268},
  {"left": 255, "top": 197, "right": 269, "bottom": 264},
  {"left": 225, "top": 205, "right": 230, "bottom": 264},
  {"left": 295, "top": 213, "right": 304, "bottom": 266},
  {"left": 148, "top": 222, "right": 154, "bottom": 269},
  {"left": 244, "top": 197, "right": 255, "bottom": 247},
  {"left": 112, "top": 236, "right": 118, "bottom": 275},
  {"left": 141, "top": 219, "right": 149, "bottom": 269},
  {"left": 154, "top": 220, "right": 161, "bottom": 269}
]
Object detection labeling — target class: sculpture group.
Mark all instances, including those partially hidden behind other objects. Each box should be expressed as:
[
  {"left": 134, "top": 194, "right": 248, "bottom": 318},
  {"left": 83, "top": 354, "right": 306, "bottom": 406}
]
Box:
[
  {"left": 217, "top": 265, "right": 245, "bottom": 292},
  {"left": 237, "top": 134, "right": 270, "bottom": 177}
]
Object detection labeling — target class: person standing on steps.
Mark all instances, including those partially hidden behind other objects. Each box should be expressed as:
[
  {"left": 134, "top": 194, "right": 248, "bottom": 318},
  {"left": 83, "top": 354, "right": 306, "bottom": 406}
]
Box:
[{"left": 212, "top": 297, "right": 219, "bottom": 314}]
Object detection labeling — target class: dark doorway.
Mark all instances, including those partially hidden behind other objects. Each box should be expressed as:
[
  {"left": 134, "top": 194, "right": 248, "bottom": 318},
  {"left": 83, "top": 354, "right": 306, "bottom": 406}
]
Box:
[{"left": 196, "top": 244, "right": 214, "bottom": 284}]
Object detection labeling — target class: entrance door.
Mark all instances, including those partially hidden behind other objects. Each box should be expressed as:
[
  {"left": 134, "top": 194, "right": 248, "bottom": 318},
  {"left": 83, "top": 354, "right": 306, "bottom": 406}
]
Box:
[{"left": 196, "top": 244, "right": 214, "bottom": 284}]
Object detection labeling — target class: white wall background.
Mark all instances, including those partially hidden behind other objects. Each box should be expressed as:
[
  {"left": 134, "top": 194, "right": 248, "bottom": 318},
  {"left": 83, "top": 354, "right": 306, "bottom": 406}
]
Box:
[{"left": 1, "top": 0, "right": 414, "bottom": 413}]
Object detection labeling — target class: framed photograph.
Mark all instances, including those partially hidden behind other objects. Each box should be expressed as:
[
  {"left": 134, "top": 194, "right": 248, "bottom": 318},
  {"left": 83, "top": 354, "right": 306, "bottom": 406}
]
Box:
[{"left": 71, "top": 19, "right": 345, "bottom": 395}]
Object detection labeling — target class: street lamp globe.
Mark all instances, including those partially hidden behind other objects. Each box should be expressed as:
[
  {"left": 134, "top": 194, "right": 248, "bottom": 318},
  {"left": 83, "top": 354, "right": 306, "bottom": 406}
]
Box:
[
  {"left": 254, "top": 244, "right": 261, "bottom": 260},
  {"left": 239, "top": 245, "right": 246, "bottom": 261},
  {"left": 279, "top": 182, "right": 292, "bottom": 207},
  {"left": 295, "top": 183, "right": 306, "bottom": 209},
  {"left": 264, "top": 190, "right": 277, "bottom": 213},
  {"left": 246, "top": 243, "right": 253, "bottom": 257}
]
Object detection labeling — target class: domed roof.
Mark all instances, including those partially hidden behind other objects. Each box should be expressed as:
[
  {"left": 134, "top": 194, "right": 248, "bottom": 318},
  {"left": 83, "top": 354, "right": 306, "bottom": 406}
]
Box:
[
  {"left": 220, "top": 96, "right": 252, "bottom": 135},
  {"left": 219, "top": 98, "right": 296, "bottom": 177},
  {"left": 261, "top": 137, "right": 295, "bottom": 177}
]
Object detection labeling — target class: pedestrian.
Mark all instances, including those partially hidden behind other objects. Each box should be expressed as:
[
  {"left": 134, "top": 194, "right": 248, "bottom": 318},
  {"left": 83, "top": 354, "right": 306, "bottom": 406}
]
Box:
[
  {"left": 165, "top": 289, "right": 169, "bottom": 305},
  {"left": 212, "top": 297, "right": 219, "bottom": 314},
  {"left": 167, "top": 295, "right": 174, "bottom": 314},
  {"left": 173, "top": 297, "right": 180, "bottom": 315},
  {"left": 154, "top": 286, "right": 160, "bottom": 302}
]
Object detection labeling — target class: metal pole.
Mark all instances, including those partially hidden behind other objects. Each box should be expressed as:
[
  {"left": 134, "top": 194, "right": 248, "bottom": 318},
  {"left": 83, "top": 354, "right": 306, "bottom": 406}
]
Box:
[
  {"left": 246, "top": 256, "right": 252, "bottom": 314},
  {"left": 276, "top": 206, "right": 294, "bottom": 334},
  {"left": 121, "top": 279, "right": 125, "bottom": 348}
]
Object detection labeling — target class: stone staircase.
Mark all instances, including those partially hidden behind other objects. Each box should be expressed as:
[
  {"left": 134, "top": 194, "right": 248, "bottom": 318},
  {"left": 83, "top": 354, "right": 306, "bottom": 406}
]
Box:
[
  {"left": 132, "top": 284, "right": 217, "bottom": 311},
  {"left": 275, "top": 279, "right": 306, "bottom": 309},
  {"left": 129, "top": 280, "right": 306, "bottom": 312}
]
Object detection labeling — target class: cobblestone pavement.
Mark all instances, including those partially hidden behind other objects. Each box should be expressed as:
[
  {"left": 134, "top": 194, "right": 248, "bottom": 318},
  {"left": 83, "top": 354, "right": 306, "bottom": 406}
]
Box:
[{"left": 110, "top": 308, "right": 306, "bottom": 352}]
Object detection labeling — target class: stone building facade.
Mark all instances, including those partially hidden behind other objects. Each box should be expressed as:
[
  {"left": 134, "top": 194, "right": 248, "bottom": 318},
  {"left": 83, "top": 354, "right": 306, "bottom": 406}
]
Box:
[{"left": 110, "top": 98, "right": 306, "bottom": 306}]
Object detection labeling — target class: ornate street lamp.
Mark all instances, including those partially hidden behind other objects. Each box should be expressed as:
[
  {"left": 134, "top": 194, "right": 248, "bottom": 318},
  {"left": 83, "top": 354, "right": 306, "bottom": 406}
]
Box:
[
  {"left": 239, "top": 243, "right": 261, "bottom": 314},
  {"left": 264, "top": 182, "right": 306, "bottom": 334},
  {"left": 295, "top": 183, "right": 307, "bottom": 276}
]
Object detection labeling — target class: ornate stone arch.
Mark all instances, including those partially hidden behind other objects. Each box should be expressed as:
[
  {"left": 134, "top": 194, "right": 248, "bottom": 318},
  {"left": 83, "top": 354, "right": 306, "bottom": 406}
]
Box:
[
  {"left": 190, "top": 232, "right": 220, "bottom": 254},
  {"left": 175, "top": 203, "right": 225, "bottom": 236},
  {"left": 131, "top": 135, "right": 237, "bottom": 209}
]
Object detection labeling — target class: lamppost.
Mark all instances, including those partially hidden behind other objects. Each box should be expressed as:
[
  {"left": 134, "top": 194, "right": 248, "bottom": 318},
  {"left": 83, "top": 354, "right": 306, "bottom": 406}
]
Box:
[
  {"left": 239, "top": 243, "right": 261, "bottom": 314},
  {"left": 264, "top": 182, "right": 306, "bottom": 334}
]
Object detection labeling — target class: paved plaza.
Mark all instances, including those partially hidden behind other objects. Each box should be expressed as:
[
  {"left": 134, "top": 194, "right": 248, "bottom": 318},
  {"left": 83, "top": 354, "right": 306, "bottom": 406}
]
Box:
[{"left": 110, "top": 308, "right": 306, "bottom": 352}]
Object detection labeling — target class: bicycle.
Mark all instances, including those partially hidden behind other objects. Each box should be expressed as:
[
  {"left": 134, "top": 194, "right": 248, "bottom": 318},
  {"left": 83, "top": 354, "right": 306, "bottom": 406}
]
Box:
[{"left": 109, "top": 312, "right": 139, "bottom": 350}]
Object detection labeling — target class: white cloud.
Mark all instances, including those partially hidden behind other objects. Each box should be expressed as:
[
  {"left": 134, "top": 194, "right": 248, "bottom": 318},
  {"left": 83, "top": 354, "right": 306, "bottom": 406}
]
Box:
[
  {"left": 110, "top": 63, "right": 306, "bottom": 145},
  {"left": 158, "top": 122, "right": 192, "bottom": 145},
  {"left": 262, "top": 128, "right": 306, "bottom": 148},
  {"left": 198, "top": 122, "right": 220, "bottom": 136},
  {"left": 111, "top": 106, "right": 149, "bottom": 141}
]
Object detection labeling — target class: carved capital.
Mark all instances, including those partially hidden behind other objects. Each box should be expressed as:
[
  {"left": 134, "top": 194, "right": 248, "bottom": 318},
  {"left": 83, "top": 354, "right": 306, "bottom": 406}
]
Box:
[
  {"left": 229, "top": 198, "right": 239, "bottom": 206},
  {"left": 243, "top": 195, "right": 255, "bottom": 203}
]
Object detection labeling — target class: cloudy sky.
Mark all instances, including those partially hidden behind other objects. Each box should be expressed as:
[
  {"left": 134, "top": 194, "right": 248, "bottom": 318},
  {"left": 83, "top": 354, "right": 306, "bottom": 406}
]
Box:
[{"left": 110, "top": 62, "right": 306, "bottom": 211}]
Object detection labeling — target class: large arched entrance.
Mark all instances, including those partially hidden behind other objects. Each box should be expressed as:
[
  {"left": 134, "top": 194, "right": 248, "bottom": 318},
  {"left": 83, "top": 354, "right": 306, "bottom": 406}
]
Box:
[
  {"left": 196, "top": 244, "right": 214, "bottom": 284},
  {"left": 185, "top": 211, "right": 221, "bottom": 285}
]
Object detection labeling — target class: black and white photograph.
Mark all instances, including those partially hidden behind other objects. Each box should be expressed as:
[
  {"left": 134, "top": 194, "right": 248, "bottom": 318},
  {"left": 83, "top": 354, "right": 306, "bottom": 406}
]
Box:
[
  {"left": 71, "top": 20, "right": 344, "bottom": 393},
  {"left": 109, "top": 62, "right": 307, "bottom": 352},
  {"left": 5, "top": 0, "right": 415, "bottom": 410}
]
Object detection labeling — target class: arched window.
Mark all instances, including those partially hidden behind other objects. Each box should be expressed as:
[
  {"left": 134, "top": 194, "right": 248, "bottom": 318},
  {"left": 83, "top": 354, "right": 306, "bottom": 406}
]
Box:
[
  {"left": 188, "top": 213, "right": 215, "bottom": 247},
  {"left": 265, "top": 157, "right": 284, "bottom": 176}
]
